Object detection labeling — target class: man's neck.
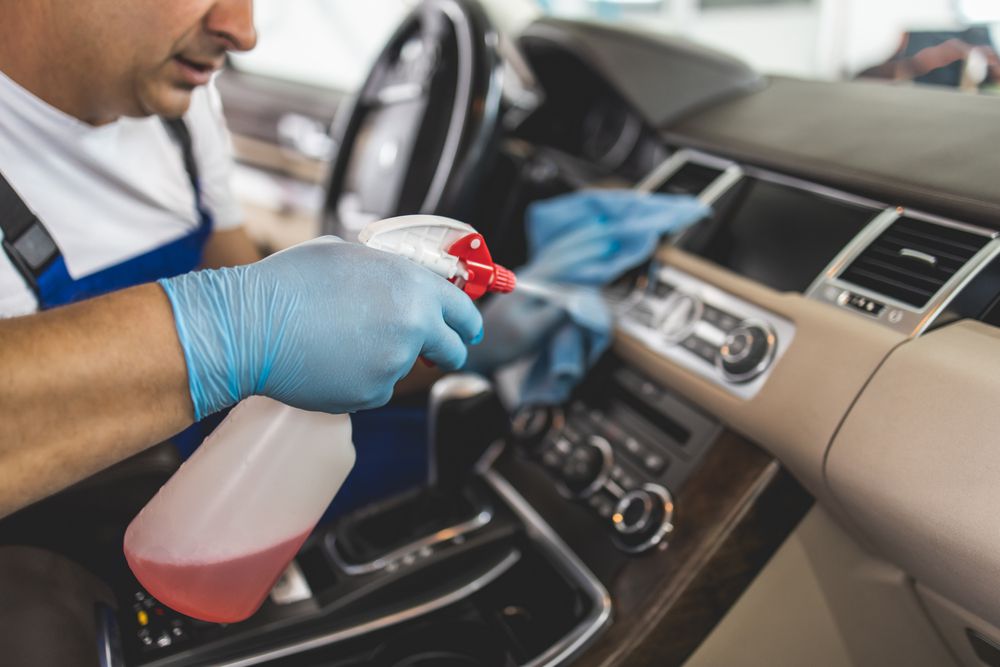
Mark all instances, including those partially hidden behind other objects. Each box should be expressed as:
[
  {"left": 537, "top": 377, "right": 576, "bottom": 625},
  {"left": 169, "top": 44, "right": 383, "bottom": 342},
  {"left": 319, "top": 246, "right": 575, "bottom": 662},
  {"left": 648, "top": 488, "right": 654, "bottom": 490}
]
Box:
[{"left": 0, "top": 2, "right": 120, "bottom": 125}]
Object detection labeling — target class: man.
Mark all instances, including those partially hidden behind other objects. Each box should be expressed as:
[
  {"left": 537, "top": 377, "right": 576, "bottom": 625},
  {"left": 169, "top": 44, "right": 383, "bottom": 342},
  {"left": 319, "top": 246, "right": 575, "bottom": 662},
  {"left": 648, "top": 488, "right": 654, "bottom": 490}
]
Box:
[{"left": 0, "top": 0, "right": 483, "bottom": 518}]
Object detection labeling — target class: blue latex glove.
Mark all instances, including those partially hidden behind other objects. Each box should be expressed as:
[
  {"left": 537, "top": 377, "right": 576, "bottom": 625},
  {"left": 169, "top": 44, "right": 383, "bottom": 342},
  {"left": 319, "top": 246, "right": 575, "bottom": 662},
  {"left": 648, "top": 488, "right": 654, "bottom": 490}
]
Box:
[
  {"left": 160, "top": 237, "right": 483, "bottom": 420},
  {"left": 524, "top": 190, "right": 708, "bottom": 285}
]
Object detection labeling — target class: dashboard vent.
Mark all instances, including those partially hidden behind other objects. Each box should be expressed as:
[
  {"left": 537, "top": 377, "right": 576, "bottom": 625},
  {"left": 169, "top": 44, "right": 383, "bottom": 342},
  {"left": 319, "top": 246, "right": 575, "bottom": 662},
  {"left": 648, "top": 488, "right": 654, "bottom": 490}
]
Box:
[{"left": 839, "top": 216, "right": 991, "bottom": 308}]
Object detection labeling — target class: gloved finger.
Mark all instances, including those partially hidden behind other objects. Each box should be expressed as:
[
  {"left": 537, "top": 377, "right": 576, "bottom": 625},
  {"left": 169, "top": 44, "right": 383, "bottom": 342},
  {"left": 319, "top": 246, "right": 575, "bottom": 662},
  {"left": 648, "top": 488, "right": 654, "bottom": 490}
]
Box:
[
  {"left": 435, "top": 281, "right": 484, "bottom": 343},
  {"left": 420, "top": 323, "right": 469, "bottom": 371}
]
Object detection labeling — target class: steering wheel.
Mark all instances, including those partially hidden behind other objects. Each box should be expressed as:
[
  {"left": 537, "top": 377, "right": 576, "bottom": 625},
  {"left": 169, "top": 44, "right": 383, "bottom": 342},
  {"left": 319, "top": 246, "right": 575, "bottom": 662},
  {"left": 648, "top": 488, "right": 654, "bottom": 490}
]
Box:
[{"left": 322, "top": 0, "right": 503, "bottom": 241}]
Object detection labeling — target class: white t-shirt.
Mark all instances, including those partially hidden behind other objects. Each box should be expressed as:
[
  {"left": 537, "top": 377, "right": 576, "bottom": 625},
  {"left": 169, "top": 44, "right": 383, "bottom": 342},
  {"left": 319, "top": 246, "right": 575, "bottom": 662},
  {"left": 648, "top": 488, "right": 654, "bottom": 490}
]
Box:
[{"left": 0, "top": 71, "right": 243, "bottom": 317}]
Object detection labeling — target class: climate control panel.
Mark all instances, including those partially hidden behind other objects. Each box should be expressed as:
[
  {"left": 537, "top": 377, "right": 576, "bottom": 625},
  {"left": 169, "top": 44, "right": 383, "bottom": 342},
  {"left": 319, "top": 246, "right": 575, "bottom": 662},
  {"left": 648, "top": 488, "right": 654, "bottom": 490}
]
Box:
[
  {"left": 511, "top": 361, "right": 720, "bottom": 554},
  {"left": 618, "top": 265, "right": 794, "bottom": 399}
]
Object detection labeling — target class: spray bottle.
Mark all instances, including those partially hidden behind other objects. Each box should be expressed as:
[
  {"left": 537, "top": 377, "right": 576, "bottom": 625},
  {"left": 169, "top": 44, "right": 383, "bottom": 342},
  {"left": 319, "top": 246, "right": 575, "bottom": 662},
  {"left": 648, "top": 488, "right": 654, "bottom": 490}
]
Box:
[{"left": 123, "top": 215, "right": 515, "bottom": 623}]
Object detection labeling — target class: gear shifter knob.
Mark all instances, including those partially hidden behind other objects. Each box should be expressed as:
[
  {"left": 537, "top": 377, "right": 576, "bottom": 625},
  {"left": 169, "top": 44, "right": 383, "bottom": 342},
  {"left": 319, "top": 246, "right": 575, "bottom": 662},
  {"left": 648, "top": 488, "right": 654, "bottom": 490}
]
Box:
[{"left": 428, "top": 374, "right": 508, "bottom": 493}]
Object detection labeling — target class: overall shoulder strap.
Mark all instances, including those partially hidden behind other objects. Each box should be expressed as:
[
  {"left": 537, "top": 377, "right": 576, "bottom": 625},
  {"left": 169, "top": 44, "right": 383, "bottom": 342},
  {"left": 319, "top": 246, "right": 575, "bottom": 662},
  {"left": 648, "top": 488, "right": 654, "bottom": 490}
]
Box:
[
  {"left": 0, "top": 173, "right": 60, "bottom": 293},
  {"left": 0, "top": 117, "right": 200, "bottom": 297},
  {"left": 162, "top": 117, "right": 200, "bottom": 194}
]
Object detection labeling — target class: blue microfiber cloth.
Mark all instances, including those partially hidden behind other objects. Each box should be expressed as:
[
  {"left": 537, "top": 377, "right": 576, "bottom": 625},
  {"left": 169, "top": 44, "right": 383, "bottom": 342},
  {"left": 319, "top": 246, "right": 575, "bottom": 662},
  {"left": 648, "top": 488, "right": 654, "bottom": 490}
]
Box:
[{"left": 508, "top": 190, "right": 708, "bottom": 406}]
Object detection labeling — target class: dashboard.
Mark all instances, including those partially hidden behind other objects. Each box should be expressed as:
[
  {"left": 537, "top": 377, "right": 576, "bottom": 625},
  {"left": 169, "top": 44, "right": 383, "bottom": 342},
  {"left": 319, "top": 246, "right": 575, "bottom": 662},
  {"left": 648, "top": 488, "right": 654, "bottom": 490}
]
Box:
[{"left": 503, "top": 15, "right": 1000, "bottom": 662}]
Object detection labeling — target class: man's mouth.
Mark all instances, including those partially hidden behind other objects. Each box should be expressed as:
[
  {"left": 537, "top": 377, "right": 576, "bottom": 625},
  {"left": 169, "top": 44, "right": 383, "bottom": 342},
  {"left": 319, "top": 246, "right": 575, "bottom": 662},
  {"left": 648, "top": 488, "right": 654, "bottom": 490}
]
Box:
[{"left": 172, "top": 55, "right": 223, "bottom": 87}]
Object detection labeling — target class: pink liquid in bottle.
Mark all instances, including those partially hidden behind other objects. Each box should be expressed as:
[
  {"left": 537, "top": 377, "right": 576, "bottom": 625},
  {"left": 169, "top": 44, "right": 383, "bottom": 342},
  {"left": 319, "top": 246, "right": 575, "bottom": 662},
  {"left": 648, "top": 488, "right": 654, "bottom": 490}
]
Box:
[{"left": 125, "top": 530, "right": 310, "bottom": 624}]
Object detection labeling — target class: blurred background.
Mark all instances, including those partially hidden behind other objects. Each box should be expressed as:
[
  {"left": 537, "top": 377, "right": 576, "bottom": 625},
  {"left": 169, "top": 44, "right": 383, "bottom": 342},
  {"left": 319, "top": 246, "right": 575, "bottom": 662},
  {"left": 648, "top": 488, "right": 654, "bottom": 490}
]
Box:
[
  {"left": 221, "top": 0, "right": 1000, "bottom": 252},
  {"left": 232, "top": 0, "right": 1000, "bottom": 91}
]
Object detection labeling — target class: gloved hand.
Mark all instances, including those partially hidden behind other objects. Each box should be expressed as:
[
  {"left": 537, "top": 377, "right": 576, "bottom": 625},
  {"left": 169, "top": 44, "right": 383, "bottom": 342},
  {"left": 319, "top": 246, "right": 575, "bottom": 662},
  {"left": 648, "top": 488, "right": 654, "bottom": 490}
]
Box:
[
  {"left": 160, "top": 237, "right": 483, "bottom": 420},
  {"left": 524, "top": 189, "right": 708, "bottom": 285}
]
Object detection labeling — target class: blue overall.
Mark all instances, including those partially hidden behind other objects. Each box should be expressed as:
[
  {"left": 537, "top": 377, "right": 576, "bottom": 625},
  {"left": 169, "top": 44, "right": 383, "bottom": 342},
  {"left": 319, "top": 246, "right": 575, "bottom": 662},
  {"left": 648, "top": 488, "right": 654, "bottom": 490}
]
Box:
[{"left": 0, "top": 119, "right": 428, "bottom": 520}]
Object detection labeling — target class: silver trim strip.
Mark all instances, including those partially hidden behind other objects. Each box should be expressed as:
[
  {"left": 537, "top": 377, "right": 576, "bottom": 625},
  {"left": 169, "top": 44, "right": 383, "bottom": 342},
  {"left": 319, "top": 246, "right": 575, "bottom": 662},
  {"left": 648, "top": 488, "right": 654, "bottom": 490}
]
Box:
[
  {"left": 213, "top": 550, "right": 523, "bottom": 667},
  {"left": 635, "top": 150, "right": 687, "bottom": 193},
  {"left": 700, "top": 165, "right": 742, "bottom": 206},
  {"left": 326, "top": 507, "right": 494, "bottom": 576},
  {"left": 484, "top": 470, "right": 613, "bottom": 667},
  {"left": 95, "top": 603, "right": 125, "bottom": 667},
  {"left": 636, "top": 148, "right": 743, "bottom": 207}
]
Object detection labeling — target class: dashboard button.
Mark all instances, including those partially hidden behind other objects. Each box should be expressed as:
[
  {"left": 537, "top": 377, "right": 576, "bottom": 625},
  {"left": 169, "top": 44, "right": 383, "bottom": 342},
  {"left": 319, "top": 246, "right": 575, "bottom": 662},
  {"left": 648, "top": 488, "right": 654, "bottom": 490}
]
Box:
[
  {"left": 610, "top": 465, "right": 638, "bottom": 490},
  {"left": 702, "top": 304, "right": 740, "bottom": 332},
  {"left": 653, "top": 281, "right": 674, "bottom": 297},
  {"left": 559, "top": 435, "right": 614, "bottom": 498},
  {"left": 627, "top": 302, "right": 657, "bottom": 327},
  {"left": 682, "top": 335, "right": 720, "bottom": 364},
  {"left": 642, "top": 453, "right": 667, "bottom": 475}
]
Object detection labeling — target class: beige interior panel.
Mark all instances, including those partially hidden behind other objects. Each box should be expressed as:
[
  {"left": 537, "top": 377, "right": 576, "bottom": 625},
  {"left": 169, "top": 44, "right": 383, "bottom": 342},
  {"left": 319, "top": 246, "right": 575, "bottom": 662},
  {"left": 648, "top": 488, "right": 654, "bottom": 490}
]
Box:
[
  {"left": 685, "top": 506, "right": 956, "bottom": 667},
  {"left": 614, "top": 246, "right": 905, "bottom": 505},
  {"left": 826, "top": 321, "right": 1000, "bottom": 626},
  {"left": 919, "top": 584, "right": 1000, "bottom": 667}
]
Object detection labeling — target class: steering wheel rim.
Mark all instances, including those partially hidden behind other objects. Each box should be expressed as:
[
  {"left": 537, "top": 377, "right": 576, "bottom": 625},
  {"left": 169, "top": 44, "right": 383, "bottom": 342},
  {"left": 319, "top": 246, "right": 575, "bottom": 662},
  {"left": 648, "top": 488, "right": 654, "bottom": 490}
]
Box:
[{"left": 322, "top": 0, "right": 503, "bottom": 240}]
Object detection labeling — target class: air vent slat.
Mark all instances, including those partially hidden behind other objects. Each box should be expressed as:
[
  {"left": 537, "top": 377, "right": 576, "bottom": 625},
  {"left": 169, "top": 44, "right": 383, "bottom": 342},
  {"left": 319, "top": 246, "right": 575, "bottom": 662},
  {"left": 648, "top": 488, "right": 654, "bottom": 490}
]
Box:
[
  {"left": 877, "top": 236, "right": 974, "bottom": 264},
  {"left": 852, "top": 257, "right": 949, "bottom": 290},
  {"left": 882, "top": 227, "right": 985, "bottom": 255},
  {"left": 865, "top": 247, "right": 964, "bottom": 275},
  {"left": 839, "top": 215, "right": 991, "bottom": 308},
  {"left": 843, "top": 268, "right": 937, "bottom": 302}
]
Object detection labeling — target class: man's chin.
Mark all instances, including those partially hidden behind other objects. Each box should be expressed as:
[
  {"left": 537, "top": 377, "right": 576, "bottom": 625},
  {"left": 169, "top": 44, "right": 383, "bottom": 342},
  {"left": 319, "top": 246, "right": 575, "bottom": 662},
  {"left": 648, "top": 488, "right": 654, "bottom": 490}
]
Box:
[{"left": 137, "top": 83, "right": 195, "bottom": 119}]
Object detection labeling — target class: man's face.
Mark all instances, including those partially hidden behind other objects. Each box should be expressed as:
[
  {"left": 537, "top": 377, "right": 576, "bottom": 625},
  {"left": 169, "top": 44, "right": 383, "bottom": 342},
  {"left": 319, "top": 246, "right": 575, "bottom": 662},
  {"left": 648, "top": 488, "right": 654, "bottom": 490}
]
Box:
[{"left": 62, "top": 0, "right": 257, "bottom": 120}]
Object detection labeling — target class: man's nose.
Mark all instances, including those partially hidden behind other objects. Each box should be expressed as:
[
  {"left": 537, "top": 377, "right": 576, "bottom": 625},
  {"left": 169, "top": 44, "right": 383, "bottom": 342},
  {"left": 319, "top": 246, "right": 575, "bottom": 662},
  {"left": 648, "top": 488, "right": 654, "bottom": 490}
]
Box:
[{"left": 205, "top": 0, "right": 258, "bottom": 52}]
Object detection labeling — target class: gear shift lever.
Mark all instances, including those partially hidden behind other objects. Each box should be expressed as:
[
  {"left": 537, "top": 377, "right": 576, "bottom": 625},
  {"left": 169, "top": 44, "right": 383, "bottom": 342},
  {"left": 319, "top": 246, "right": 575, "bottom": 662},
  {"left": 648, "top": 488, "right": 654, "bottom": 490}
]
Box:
[
  {"left": 428, "top": 374, "right": 507, "bottom": 493},
  {"left": 330, "top": 375, "right": 510, "bottom": 570}
]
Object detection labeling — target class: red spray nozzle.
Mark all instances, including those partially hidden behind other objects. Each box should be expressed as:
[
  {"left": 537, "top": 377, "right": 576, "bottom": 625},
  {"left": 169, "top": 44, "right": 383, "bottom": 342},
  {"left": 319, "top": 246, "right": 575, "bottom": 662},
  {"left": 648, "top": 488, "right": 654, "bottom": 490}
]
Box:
[
  {"left": 490, "top": 265, "right": 517, "bottom": 294},
  {"left": 448, "top": 233, "right": 518, "bottom": 301}
]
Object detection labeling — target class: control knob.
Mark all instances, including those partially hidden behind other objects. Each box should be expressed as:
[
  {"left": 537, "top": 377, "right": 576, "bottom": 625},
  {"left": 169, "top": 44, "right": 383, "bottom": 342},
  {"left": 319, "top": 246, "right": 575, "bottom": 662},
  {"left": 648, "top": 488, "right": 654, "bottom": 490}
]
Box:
[
  {"left": 611, "top": 484, "right": 674, "bottom": 553},
  {"left": 717, "top": 320, "right": 777, "bottom": 383}
]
